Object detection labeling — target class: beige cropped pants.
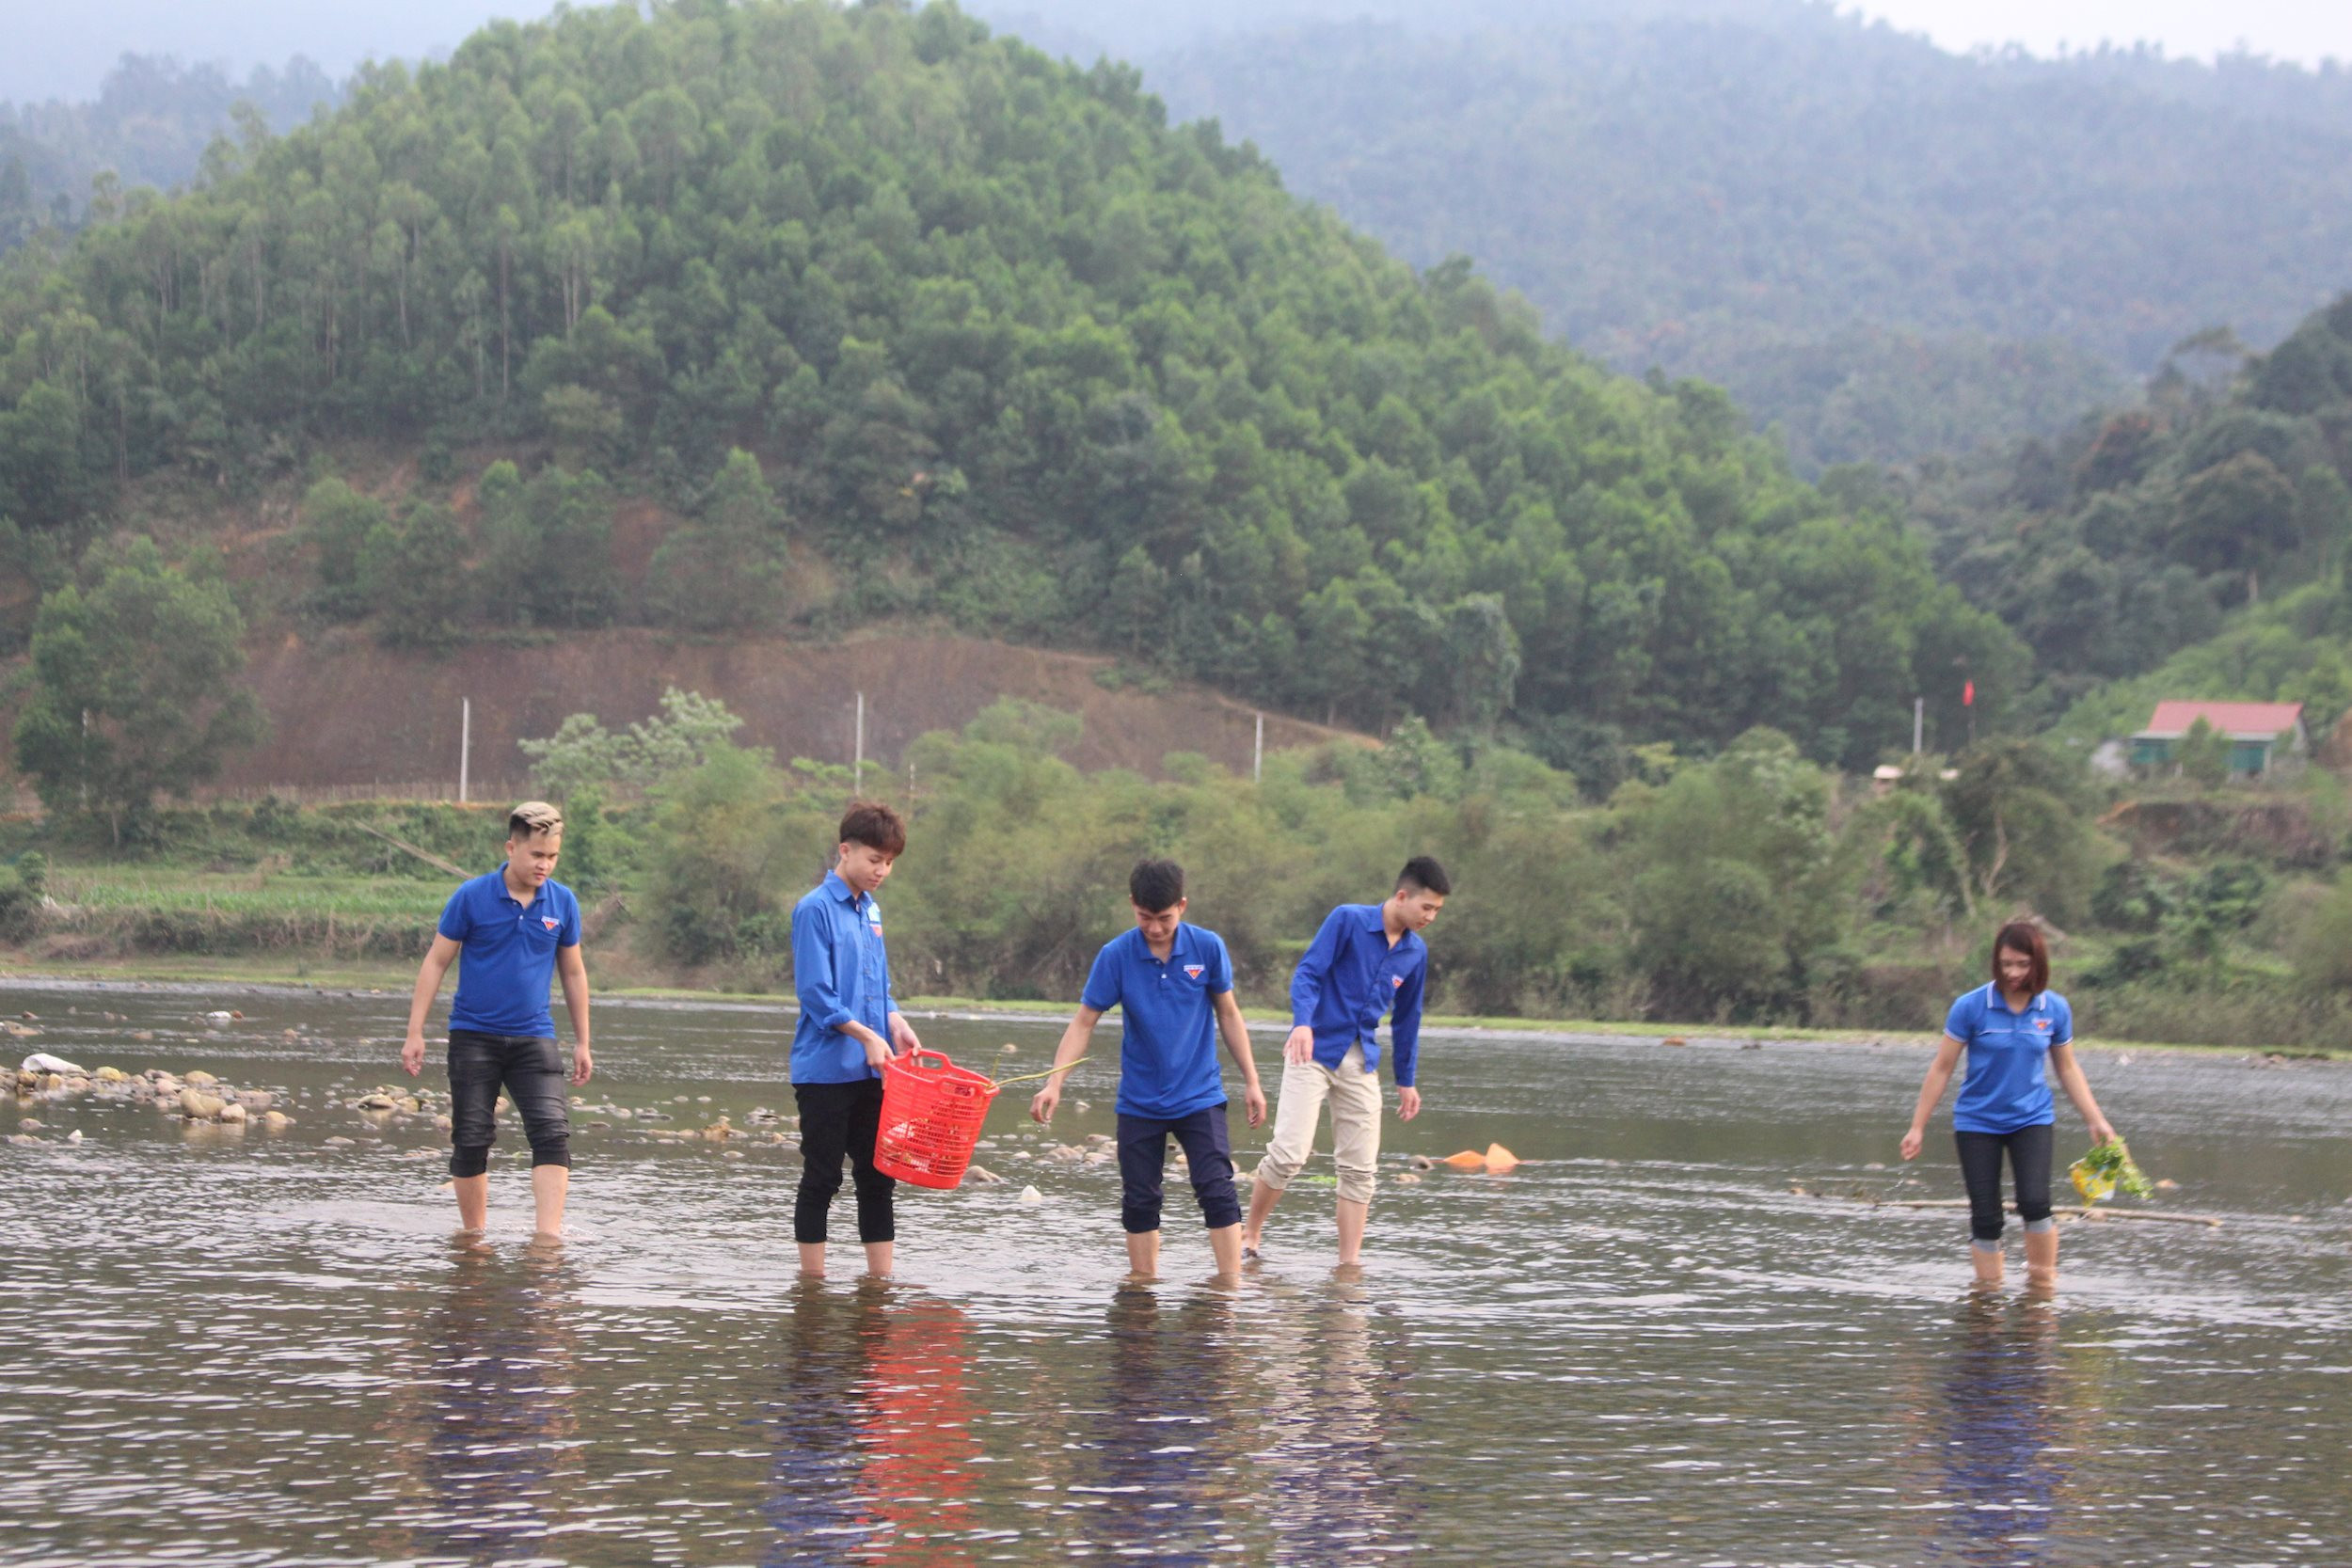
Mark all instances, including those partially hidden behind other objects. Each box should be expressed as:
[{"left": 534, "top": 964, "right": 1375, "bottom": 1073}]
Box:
[{"left": 1253, "top": 1044, "right": 1383, "bottom": 1204}]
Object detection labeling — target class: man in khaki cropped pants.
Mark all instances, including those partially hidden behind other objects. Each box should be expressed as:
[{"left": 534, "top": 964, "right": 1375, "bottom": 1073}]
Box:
[{"left": 1244, "top": 857, "right": 1450, "bottom": 1268}]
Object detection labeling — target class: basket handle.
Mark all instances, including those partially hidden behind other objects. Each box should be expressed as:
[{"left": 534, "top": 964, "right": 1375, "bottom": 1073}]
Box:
[{"left": 907, "top": 1050, "right": 954, "bottom": 1072}]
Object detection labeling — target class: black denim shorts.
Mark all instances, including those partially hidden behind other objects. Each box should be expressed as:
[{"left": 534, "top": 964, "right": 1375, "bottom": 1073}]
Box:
[{"left": 447, "top": 1029, "right": 570, "bottom": 1154}]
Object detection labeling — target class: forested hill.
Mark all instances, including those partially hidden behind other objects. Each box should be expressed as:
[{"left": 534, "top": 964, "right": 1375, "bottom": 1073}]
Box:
[
  {"left": 992, "top": 0, "right": 2352, "bottom": 469},
  {"left": 0, "top": 0, "right": 2022, "bottom": 777},
  {"left": 1900, "top": 293, "right": 2352, "bottom": 737}
]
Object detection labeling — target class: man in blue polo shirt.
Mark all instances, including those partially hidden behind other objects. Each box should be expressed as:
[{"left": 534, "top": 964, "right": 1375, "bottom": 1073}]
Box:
[
  {"left": 1243, "top": 856, "right": 1449, "bottom": 1268},
  {"left": 403, "top": 800, "right": 593, "bottom": 1240},
  {"left": 1031, "top": 859, "right": 1266, "bottom": 1279}
]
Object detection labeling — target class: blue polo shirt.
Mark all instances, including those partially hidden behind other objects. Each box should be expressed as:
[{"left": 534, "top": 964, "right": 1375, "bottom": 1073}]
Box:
[
  {"left": 1081, "top": 923, "right": 1235, "bottom": 1119},
  {"left": 1290, "top": 903, "right": 1428, "bottom": 1087},
  {"left": 437, "top": 866, "right": 581, "bottom": 1037},
  {"left": 1944, "top": 983, "right": 2073, "bottom": 1133},
  {"left": 790, "top": 871, "right": 898, "bottom": 1085}
]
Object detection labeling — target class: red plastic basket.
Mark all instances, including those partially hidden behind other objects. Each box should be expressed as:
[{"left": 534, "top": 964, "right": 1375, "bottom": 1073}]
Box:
[{"left": 873, "top": 1049, "right": 1001, "bottom": 1189}]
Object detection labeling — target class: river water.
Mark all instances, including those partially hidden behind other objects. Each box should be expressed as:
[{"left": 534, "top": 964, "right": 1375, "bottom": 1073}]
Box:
[{"left": 2, "top": 980, "right": 2346, "bottom": 1567}]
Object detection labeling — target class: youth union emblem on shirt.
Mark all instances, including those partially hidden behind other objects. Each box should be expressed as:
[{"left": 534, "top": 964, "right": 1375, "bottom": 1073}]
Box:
[
  {"left": 542, "top": 917, "right": 560, "bottom": 932},
  {"left": 1184, "top": 964, "right": 1204, "bottom": 980},
  {"left": 1391, "top": 974, "right": 1405, "bottom": 990}
]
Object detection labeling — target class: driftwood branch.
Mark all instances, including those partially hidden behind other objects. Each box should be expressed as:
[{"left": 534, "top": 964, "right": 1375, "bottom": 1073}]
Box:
[{"left": 349, "top": 821, "right": 468, "bottom": 879}]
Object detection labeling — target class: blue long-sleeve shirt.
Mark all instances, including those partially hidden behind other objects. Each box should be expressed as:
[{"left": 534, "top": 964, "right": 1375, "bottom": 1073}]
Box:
[
  {"left": 1289, "top": 903, "right": 1427, "bottom": 1086},
  {"left": 789, "top": 870, "right": 898, "bottom": 1084}
]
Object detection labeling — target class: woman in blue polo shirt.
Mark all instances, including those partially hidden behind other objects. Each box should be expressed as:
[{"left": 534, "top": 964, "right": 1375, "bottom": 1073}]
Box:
[{"left": 1899, "top": 921, "right": 2119, "bottom": 1291}]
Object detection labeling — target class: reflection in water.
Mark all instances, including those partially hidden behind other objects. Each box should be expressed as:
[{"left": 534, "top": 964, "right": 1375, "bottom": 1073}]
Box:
[
  {"left": 1065, "top": 1285, "right": 1246, "bottom": 1561},
  {"left": 1257, "top": 1275, "right": 1422, "bottom": 1565},
  {"left": 3, "top": 983, "right": 2345, "bottom": 1567},
  {"left": 761, "top": 1282, "right": 979, "bottom": 1566},
  {"left": 405, "top": 1241, "right": 584, "bottom": 1564},
  {"left": 1928, "top": 1296, "right": 2072, "bottom": 1567}
]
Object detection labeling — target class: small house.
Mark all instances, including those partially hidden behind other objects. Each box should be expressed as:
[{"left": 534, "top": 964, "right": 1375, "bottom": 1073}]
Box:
[{"left": 2129, "top": 701, "right": 2307, "bottom": 778}]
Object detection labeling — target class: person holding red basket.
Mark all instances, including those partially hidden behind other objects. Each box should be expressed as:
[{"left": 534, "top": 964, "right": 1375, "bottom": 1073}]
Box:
[{"left": 789, "top": 800, "right": 923, "bottom": 1279}]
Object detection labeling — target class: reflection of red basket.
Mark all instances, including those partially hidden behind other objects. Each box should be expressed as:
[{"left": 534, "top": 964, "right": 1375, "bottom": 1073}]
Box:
[{"left": 873, "top": 1049, "right": 1000, "bottom": 1189}]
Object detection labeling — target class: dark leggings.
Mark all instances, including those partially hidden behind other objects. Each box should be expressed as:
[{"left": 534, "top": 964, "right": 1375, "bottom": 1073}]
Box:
[
  {"left": 794, "top": 1078, "right": 896, "bottom": 1245},
  {"left": 1954, "top": 1124, "right": 2055, "bottom": 1245},
  {"left": 447, "top": 1030, "right": 571, "bottom": 1178}
]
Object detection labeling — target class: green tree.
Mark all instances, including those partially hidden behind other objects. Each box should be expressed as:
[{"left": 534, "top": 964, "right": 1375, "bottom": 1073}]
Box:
[
  {"left": 2297, "top": 465, "right": 2352, "bottom": 577},
  {"left": 542, "top": 384, "right": 624, "bottom": 470},
  {"left": 641, "top": 740, "right": 824, "bottom": 965},
  {"left": 0, "top": 381, "right": 88, "bottom": 531},
  {"left": 302, "top": 475, "right": 389, "bottom": 617},
  {"left": 2173, "top": 716, "right": 2231, "bottom": 788},
  {"left": 1622, "top": 728, "right": 1851, "bottom": 1015},
  {"left": 647, "top": 449, "right": 789, "bottom": 633},
  {"left": 2171, "top": 452, "right": 2300, "bottom": 601},
  {"left": 1940, "top": 738, "right": 2093, "bottom": 922},
  {"left": 10, "top": 537, "right": 267, "bottom": 837},
  {"left": 477, "top": 461, "right": 617, "bottom": 626},
  {"left": 2290, "top": 874, "right": 2352, "bottom": 990},
  {"left": 520, "top": 687, "right": 746, "bottom": 798},
  {"left": 359, "top": 500, "right": 471, "bottom": 647}
]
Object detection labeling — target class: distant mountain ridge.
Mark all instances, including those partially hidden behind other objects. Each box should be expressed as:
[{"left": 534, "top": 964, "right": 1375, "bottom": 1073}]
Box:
[
  {"left": 1901, "top": 289, "right": 2352, "bottom": 743},
  {"left": 982, "top": 0, "right": 2352, "bottom": 467},
  {"left": 0, "top": 55, "right": 339, "bottom": 245}
]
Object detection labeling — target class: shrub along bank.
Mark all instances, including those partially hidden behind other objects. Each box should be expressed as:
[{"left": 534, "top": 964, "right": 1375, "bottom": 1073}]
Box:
[{"left": 6, "top": 700, "right": 2352, "bottom": 1050}]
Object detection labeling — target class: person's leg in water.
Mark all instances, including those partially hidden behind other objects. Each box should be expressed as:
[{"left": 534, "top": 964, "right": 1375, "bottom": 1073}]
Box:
[
  {"left": 795, "top": 1081, "right": 850, "bottom": 1275},
  {"left": 2009, "top": 1123, "right": 2058, "bottom": 1291},
  {"left": 841, "top": 1076, "right": 897, "bottom": 1278},
  {"left": 1245, "top": 1054, "right": 1334, "bottom": 1255},
  {"left": 1326, "top": 1048, "right": 1383, "bottom": 1267},
  {"left": 1168, "top": 1106, "right": 1244, "bottom": 1278},
  {"left": 447, "top": 1029, "right": 501, "bottom": 1234},
  {"left": 1954, "top": 1129, "right": 2008, "bottom": 1289},
  {"left": 508, "top": 1036, "right": 575, "bottom": 1239},
  {"left": 1117, "top": 1114, "right": 1170, "bottom": 1280}
]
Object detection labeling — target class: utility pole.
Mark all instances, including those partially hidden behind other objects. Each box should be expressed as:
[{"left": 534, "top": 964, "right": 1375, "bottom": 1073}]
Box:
[
  {"left": 1913, "top": 697, "right": 1923, "bottom": 757},
  {"left": 1254, "top": 712, "right": 1264, "bottom": 784},
  {"left": 459, "top": 698, "right": 471, "bottom": 803},
  {"left": 853, "top": 691, "right": 866, "bottom": 796}
]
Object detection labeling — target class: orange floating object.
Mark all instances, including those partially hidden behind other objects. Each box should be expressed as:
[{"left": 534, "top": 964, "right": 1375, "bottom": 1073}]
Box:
[
  {"left": 1441, "top": 1148, "right": 1488, "bottom": 1169},
  {"left": 1485, "top": 1143, "right": 1521, "bottom": 1174}
]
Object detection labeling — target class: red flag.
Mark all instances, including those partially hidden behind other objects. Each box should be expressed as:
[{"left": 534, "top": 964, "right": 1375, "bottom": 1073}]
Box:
[{"left": 1963, "top": 679, "right": 1975, "bottom": 707}]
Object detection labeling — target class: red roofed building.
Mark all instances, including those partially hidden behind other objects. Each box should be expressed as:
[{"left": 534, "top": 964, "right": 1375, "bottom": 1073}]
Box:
[{"left": 2130, "top": 701, "right": 2307, "bottom": 777}]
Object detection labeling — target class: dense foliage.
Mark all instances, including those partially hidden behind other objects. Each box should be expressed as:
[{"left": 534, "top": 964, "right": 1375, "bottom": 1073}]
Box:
[
  {"left": 9, "top": 536, "right": 267, "bottom": 837},
  {"left": 1902, "top": 296, "right": 2352, "bottom": 730},
  {"left": 0, "top": 0, "right": 2019, "bottom": 771},
  {"left": 553, "top": 695, "right": 2352, "bottom": 1046}
]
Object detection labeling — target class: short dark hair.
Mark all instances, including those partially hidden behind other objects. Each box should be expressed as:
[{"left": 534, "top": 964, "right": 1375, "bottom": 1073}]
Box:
[
  {"left": 1991, "top": 921, "right": 2050, "bottom": 995},
  {"left": 1129, "top": 858, "right": 1185, "bottom": 912},
  {"left": 838, "top": 800, "right": 907, "bottom": 856},
  {"left": 1397, "top": 856, "right": 1451, "bottom": 897}
]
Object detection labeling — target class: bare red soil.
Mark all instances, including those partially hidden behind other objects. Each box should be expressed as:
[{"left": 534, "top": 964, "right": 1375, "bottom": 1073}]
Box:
[{"left": 199, "top": 627, "right": 1355, "bottom": 793}]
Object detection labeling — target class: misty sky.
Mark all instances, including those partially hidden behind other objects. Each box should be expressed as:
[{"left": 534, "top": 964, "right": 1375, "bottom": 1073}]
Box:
[{"left": 0, "top": 0, "right": 2344, "bottom": 103}]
